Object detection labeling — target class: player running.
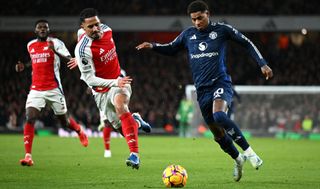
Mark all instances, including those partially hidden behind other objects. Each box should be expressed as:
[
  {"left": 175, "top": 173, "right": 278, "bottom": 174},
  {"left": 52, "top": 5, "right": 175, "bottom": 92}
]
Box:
[
  {"left": 75, "top": 8, "right": 148, "bottom": 169},
  {"left": 16, "top": 19, "right": 88, "bottom": 167},
  {"left": 98, "top": 111, "right": 151, "bottom": 158},
  {"left": 77, "top": 29, "right": 151, "bottom": 158},
  {"left": 136, "top": 0, "right": 273, "bottom": 181}
]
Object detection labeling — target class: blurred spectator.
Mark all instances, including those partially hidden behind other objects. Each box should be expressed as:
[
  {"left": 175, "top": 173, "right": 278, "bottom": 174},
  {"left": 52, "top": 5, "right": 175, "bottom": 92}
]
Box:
[
  {"left": 0, "top": 31, "right": 319, "bottom": 132},
  {"left": 1, "top": 0, "right": 320, "bottom": 16},
  {"left": 302, "top": 115, "right": 313, "bottom": 137},
  {"left": 6, "top": 111, "right": 18, "bottom": 130},
  {"left": 176, "top": 96, "right": 193, "bottom": 137}
]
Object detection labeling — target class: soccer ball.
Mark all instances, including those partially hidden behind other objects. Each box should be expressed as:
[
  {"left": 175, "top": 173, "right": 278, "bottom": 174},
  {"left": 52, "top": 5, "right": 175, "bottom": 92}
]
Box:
[{"left": 162, "top": 165, "right": 188, "bottom": 188}]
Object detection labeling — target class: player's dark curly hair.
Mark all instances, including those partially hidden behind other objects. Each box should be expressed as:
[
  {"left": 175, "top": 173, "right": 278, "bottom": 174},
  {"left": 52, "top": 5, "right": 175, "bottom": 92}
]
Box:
[
  {"left": 79, "top": 8, "right": 98, "bottom": 23},
  {"left": 34, "top": 19, "right": 49, "bottom": 27},
  {"left": 187, "top": 0, "right": 209, "bottom": 14}
]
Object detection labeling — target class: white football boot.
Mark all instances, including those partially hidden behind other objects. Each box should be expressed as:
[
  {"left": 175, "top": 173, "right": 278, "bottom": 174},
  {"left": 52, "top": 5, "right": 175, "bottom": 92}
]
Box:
[
  {"left": 233, "top": 153, "right": 246, "bottom": 182},
  {"left": 246, "top": 154, "right": 263, "bottom": 170}
]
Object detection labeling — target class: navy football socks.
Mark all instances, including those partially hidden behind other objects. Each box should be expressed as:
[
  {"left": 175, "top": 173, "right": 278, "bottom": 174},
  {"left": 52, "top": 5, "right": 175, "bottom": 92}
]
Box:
[
  {"left": 215, "top": 134, "right": 239, "bottom": 159},
  {"left": 213, "top": 111, "right": 249, "bottom": 151}
]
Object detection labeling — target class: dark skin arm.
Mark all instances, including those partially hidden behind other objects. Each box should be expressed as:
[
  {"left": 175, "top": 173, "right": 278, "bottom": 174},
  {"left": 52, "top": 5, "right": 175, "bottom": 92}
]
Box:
[{"left": 48, "top": 41, "right": 77, "bottom": 69}]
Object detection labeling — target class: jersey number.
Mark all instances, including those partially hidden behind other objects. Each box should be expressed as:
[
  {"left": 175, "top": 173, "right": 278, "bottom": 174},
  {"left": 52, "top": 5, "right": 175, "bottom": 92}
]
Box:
[{"left": 213, "top": 88, "right": 224, "bottom": 99}]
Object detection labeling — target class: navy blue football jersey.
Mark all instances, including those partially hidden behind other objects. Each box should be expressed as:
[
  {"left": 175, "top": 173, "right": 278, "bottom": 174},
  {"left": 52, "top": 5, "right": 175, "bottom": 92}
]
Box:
[{"left": 152, "top": 22, "right": 267, "bottom": 91}]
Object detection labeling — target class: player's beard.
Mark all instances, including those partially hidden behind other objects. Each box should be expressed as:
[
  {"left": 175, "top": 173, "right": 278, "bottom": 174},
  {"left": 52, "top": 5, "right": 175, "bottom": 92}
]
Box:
[
  {"left": 37, "top": 32, "right": 48, "bottom": 41},
  {"left": 91, "top": 31, "right": 102, "bottom": 40},
  {"left": 37, "top": 36, "right": 48, "bottom": 41}
]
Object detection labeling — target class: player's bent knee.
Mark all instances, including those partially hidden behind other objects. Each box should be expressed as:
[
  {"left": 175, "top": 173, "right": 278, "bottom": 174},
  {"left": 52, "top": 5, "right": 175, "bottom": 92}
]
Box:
[{"left": 212, "top": 111, "right": 228, "bottom": 124}]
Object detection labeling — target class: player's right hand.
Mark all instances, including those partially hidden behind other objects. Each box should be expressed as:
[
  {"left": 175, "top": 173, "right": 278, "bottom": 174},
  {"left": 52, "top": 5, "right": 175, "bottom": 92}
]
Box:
[
  {"left": 136, "top": 42, "right": 153, "bottom": 50},
  {"left": 15, "top": 61, "right": 25, "bottom": 72},
  {"left": 118, "top": 76, "right": 132, "bottom": 88}
]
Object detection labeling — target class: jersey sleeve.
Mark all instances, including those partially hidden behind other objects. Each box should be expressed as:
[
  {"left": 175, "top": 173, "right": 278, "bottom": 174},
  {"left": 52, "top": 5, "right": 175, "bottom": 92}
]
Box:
[
  {"left": 152, "top": 31, "right": 185, "bottom": 56},
  {"left": 77, "top": 29, "right": 86, "bottom": 42},
  {"left": 52, "top": 38, "right": 71, "bottom": 57},
  {"left": 223, "top": 24, "right": 267, "bottom": 67},
  {"left": 75, "top": 41, "right": 118, "bottom": 88}
]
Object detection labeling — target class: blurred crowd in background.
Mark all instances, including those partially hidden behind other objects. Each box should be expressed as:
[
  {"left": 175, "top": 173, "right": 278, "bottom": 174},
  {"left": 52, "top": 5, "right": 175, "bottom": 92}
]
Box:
[
  {"left": 1, "top": 31, "right": 319, "bottom": 133},
  {"left": 1, "top": 0, "right": 320, "bottom": 15},
  {"left": 1, "top": 0, "right": 319, "bottom": 134}
]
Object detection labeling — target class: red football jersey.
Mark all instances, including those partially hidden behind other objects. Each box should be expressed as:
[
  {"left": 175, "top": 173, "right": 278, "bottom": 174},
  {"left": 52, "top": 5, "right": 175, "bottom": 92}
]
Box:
[
  {"left": 76, "top": 24, "right": 121, "bottom": 93},
  {"left": 27, "top": 37, "right": 70, "bottom": 91}
]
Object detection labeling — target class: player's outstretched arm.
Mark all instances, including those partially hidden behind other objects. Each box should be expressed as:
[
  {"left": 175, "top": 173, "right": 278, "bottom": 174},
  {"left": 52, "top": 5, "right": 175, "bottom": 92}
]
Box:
[
  {"left": 48, "top": 40, "right": 77, "bottom": 69},
  {"left": 136, "top": 42, "right": 153, "bottom": 50},
  {"left": 261, "top": 65, "right": 273, "bottom": 80},
  {"left": 136, "top": 34, "right": 183, "bottom": 56}
]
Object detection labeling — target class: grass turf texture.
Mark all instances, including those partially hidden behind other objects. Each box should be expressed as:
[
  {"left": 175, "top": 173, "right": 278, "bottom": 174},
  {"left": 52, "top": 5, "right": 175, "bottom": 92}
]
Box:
[{"left": 0, "top": 135, "right": 319, "bottom": 189}]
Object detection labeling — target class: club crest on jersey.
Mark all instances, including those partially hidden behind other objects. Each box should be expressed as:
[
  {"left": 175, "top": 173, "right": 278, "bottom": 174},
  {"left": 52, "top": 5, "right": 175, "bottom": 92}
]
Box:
[
  {"left": 198, "top": 42, "right": 208, "bottom": 51},
  {"left": 82, "top": 58, "right": 88, "bottom": 65},
  {"left": 43, "top": 46, "right": 49, "bottom": 50},
  {"left": 209, "top": 31, "right": 217, "bottom": 40}
]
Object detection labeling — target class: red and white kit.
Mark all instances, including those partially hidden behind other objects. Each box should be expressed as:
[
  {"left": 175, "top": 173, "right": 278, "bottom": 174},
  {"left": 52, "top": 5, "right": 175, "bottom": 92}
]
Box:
[
  {"left": 26, "top": 37, "right": 71, "bottom": 115},
  {"left": 75, "top": 24, "right": 131, "bottom": 128}
]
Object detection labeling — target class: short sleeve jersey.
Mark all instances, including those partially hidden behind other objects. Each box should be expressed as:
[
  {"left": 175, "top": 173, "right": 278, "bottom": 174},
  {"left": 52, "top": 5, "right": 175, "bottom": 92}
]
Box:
[{"left": 27, "top": 37, "right": 70, "bottom": 91}]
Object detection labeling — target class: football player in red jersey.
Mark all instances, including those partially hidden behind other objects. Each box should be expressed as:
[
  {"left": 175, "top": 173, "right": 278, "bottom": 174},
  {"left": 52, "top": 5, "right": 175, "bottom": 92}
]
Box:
[
  {"left": 16, "top": 19, "right": 88, "bottom": 166},
  {"left": 75, "top": 8, "right": 142, "bottom": 169},
  {"left": 77, "top": 30, "right": 151, "bottom": 159}
]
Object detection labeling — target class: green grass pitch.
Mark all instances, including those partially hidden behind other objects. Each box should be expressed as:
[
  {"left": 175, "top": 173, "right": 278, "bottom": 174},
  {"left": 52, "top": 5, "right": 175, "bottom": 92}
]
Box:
[{"left": 0, "top": 135, "right": 319, "bottom": 189}]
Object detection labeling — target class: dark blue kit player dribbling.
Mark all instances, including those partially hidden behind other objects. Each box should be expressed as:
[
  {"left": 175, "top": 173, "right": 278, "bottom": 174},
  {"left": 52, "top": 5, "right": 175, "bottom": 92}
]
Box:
[{"left": 136, "top": 0, "right": 273, "bottom": 182}]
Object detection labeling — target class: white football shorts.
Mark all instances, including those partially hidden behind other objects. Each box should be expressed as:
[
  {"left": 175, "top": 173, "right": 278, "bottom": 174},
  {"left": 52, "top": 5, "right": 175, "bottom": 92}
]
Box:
[
  {"left": 94, "top": 85, "right": 132, "bottom": 129},
  {"left": 25, "top": 88, "right": 67, "bottom": 115}
]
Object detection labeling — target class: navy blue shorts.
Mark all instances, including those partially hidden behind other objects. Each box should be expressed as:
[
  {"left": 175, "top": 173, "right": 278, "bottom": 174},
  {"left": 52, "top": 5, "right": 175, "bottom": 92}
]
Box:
[{"left": 196, "top": 79, "right": 233, "bottom": 125}]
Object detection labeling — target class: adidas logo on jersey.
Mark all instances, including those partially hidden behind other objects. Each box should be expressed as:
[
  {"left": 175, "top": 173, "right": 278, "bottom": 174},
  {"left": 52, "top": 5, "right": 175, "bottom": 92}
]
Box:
[
  {"left": 30, "top": 48, "right": 35, "bottom": 53},
  {"left": 190, "top": 34, "right": 197, "bottom": 40},
  {"left": 99, "top": 48, "right": 105, "bottom": 55}
]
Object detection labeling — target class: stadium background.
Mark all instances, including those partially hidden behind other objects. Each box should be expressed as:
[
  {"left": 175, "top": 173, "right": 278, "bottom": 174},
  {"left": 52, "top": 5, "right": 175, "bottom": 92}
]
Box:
[{"left": 0, "top": 0, "right": 319, "bottom": 137}]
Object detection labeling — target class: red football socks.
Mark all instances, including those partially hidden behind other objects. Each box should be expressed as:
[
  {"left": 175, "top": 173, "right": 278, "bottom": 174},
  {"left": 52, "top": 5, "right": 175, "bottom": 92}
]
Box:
[
  {"left": 23, "top": 123, "right": 35, "bottom": 154},
  {"left": 120, "top": 112, "right": 139, "bottom": 153},
  {"left": 103, "top": 126, "right": 112, "bottom": 150},
  {"left": 68, "top": 117, "right": 81, "bottom": 133}
]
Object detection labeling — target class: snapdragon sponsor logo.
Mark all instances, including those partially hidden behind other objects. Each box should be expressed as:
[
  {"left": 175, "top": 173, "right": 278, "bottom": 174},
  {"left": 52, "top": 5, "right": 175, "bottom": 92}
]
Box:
[
  {"left": 198, "top": 42, "right": 208, "bottom": 51},
  {"left": 190, "top": 51, "right": 219, "bottom": 59}
]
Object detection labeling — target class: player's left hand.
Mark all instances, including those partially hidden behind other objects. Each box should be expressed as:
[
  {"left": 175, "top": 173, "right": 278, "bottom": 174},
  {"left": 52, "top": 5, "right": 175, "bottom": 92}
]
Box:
[
  {"left": 67, "top": 58, "right": 78, "bottom": 70},
  {"left": 261, "top": 65, "right": 273, "bottom": 80},
  {"left": 118, "top": 76, "right": 132, "bottom": 88}
]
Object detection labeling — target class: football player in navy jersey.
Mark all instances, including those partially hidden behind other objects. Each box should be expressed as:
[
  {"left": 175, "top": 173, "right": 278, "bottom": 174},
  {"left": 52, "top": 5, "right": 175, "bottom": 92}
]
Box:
[{"left": 136, "top": 0, "right": 273, "bottom": 182}]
